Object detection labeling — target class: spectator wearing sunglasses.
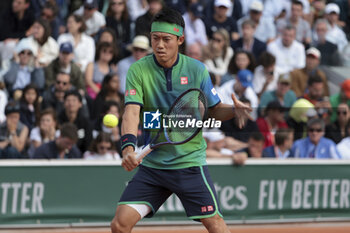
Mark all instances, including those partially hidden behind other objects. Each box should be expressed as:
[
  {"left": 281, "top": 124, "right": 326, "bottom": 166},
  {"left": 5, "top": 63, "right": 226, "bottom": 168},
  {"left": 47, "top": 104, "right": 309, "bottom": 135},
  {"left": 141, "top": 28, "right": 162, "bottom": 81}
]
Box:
[
  {"left": 329, "top": 80, "right": 350, "bottom": 122},
  {"left": 325, "top": 103, "right": 350, "bottom": 144},
  {"left": 0, "top": 101, "right": 29, "bottom": 159},
  {"left": 290, "top": 118, "right": 341, "bottom": 159},
  {"left": 3, "top": 38, "right": 45, "bottom": 99},
  {"left": 84, "top": 132, "right": 121, "bottom": 160}
]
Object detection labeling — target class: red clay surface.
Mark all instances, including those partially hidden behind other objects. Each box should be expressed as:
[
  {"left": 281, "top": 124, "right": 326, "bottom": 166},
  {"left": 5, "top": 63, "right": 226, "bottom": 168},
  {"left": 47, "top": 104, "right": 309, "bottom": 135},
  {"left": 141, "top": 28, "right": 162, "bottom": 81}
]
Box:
[{"left": 1, "top": 222, "right": 350, "bottom": 233}]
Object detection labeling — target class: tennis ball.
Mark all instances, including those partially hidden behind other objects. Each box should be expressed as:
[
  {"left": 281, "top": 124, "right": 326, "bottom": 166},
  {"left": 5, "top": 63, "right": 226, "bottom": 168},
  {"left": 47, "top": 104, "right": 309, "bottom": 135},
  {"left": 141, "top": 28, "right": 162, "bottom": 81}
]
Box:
[{"left": 103, "top": 114, "right": 119, "bottom": 128}]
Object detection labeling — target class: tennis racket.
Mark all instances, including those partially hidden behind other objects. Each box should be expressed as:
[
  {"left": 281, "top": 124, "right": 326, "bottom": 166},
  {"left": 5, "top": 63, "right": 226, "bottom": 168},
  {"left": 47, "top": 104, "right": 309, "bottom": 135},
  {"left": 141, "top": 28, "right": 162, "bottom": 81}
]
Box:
[{"left": 136, "top": 88, "right": 208, "bottom": 160}]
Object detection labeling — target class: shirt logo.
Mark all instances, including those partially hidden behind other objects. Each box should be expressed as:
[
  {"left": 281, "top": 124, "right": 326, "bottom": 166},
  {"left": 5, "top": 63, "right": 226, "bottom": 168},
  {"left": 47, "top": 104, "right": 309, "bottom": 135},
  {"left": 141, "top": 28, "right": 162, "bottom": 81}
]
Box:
[
  {"left": 207, "top": 205, "right": 214, "bottom": 212},
  {"left": 125, "top": 90, "right": 128, "bottom": 96},
  {"left": 143, "top": 110, "right": 161, "bottom": 129},
  {"left": 174, "top": 27, "right": 179, "bottom": 32},
  {"left": 201, "top": 206, "right": 207, "bottom": 213},
  {"left": 180, "top": 77, "right": 188, "bottom": 85},
  {"left": 211, "top": 88, "right": 217, "bottom": 95},
  {"left": 130, "top": 89, "right": 136, "bottom": 95}
]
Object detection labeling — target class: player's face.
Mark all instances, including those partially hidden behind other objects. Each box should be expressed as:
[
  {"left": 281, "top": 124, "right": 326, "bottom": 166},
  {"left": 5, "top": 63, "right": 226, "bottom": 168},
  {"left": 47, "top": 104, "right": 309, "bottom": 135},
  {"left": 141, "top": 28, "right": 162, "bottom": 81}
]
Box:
[{"left": 151, "top": 32, "right": 184, "bottom": 68}]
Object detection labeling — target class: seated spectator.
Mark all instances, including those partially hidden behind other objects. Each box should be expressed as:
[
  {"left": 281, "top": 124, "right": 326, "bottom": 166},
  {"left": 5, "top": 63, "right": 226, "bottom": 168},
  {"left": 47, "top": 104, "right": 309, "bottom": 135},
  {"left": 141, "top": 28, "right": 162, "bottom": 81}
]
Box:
[
  {"left": 286, "top": 98, "right": 317, "bottom": 140},
  {"left": 263, "top": 128, "right": 294, "bottom": 158},
  {"left": 309, "top": 0, "right": 327, "bottom": 25},
  {"left": 58, "top": 90, "right": 92, "bottom": 153},
  {"left": 204, "top": 0, "right": 242, "bottom": 23},
  {"left": 231, "top": 19, "right": 266, "bottom": 60},
  {"left": 276, "top": 0, "right": 311, "bottom": 46},
  {"left": 302, "top": 74, "right": 331, "bottom": 122},
  {"left": 26, "top": 19, "right": 59, "bottom": 67},
  {"left": 312, "top": 19, "right": 342, "bottom": 66},
  {"left": 4, "top": 38, "right": 45, "bottom": 98},
  {"left": 257, "top": 101, "right": 288, "bottom": 148},
  {"left": 85, "top": 42, "right": 117, "bottom": 99},
  {"left": 33, "top": 122, "right": 81, "bottom": 159},
  {"left": 105, "top": 0, "right": 132, "bottom": 58},
  {"left": 325, "top": 103, "right": 350, "bottom": 144},
  {"left": 330, "top": 80, "right": 350, "bottom": 122},
  {"left": 259, "top": 73, "right": 297, "bottom": 117},
  {"left": 337, "top": 120, "right": 350, "bottom": 159},
  {"left": 44, "top": 42, "right": 85, "bottom": 92},
  {"left": 84, "top": 132, "right": 121, "bottom": 160},
  {"left": 134, "top": 0, "right": 163, "bottom": 38},
  {"left": 220, "top": 97, "right": 259, "bottom": 143},
  {"left": 57, "top": 14, "right": 95, "bottom": 72},
  {"left": 323, "top": 3, "right": 348, "bottom": 52},
  {"left": 267, "top": 25, "right": 305, "bottom": 73},
  {"left": 91, "top": 73, "right": 124, "bottom": 120},
  {"left": 203, "top": 29, "right": 233, "bottom": 76},
  {"left": 218, "top": 69, "right": 258, "bottom": 119},
  {"left": 290, "top": 47, "right": 329, "bottom": 97},
  {"left": 234, "top": 131, "right": 265, "bottom": 158},
  {"left": 290, "top": 118, "right": 341, "bottom": 159},
  {"left": 74, "top": 0, "right": 106, "bottom": 37},
  {"left": 183, "top": 3, "right": 208, "bottom": 46},
  {"left": 185, "top": 42, "right": 203, "bottom": 62},
  {"left": 204, "top": 0, "right": 239, "bottom": 41},
  {"left": 96, "top": 28, "right": 121, "bottom": 62},
  {"left": 237, "top": 1, "right": 276, "bottom": 43},
  {"left": 253, "top": 52, "right": 282, "bottom": 98},
  {"left": 0, "top": 0, "right": 35, "bottom": 61},
  {"left": 40, "top": 1, "right": 60, "bottom": 40},
  {"left": 0, "top": 82, "right": 8, "bottom": 124},
  {"left": 42, "top": 72, "right": 74, "bottom": 115},
  {"left": 0, "top": 101, "right": 29, "bottom": 159},
  {"left": 27, "top": 108, "right": 59, "bottom": 158},
  {"left": 19, "top": 84, "right": 40, "bottom": 132},
  {"left": 117, "top": 36, "right": 152, "bottom": 93}
]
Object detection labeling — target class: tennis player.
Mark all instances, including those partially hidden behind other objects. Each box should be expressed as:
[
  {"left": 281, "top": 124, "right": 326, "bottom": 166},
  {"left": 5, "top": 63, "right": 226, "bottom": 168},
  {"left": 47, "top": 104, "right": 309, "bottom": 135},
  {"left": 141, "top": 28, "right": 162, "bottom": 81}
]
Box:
[{"left": 111, "top": 8, "right": 251, "bottom": 233}]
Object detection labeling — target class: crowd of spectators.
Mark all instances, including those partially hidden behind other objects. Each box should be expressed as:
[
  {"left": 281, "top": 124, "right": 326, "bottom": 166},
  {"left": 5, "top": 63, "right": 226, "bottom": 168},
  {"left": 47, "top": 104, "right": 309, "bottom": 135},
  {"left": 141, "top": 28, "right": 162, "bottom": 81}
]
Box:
[{"left": 0, "top": 0, "right": 350, "bottom": 161}]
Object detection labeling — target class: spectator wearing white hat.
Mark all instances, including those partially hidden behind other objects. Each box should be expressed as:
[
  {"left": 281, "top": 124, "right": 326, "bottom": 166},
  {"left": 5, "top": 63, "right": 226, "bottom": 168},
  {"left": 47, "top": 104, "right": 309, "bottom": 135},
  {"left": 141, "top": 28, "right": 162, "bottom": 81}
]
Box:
[
  {"left": 116, "top": 36, "right": 152, "bottom": 93},
  {"left": 237, "top": 1, "right": 276, "bottom": 43},
  {"left": 323, "top": 3, "right": 348, "bottom": 51},
  {"left": 276, "top": 0, "right": 312, "bottom": 46},
  {"left": 3, "top": 38, "right": 45, "bottom": 98},
  {"left": 267, "top": 25, "right": 305, "bottom": 73},
  {"left": 204, "top": 0, "right": 239, "bottom": 42},
  {"left": 290, "top": 47, "right": 329, "bottom": 98}
]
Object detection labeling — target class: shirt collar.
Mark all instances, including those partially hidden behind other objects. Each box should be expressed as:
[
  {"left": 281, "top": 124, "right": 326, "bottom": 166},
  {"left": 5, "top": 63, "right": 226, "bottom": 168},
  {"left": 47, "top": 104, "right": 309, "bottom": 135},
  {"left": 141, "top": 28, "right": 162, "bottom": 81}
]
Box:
[{"left": 153, "top": 53, "right": 180, "bottom": 69}]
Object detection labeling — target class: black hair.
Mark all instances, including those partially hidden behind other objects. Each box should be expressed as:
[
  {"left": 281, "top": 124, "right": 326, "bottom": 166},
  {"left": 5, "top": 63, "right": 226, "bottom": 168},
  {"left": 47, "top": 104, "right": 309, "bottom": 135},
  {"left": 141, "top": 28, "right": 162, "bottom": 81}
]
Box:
[
  {"left": 60, "top": 122, "right": 78, "bottom": 142},
  {"left": 64, "top": 89, "right": 82, "bottom": 102},
  {"left": 95, "top": 41, "right": 117, "bottom": 61},
  {"left": 88, "top": 131, "right": 116, "bottom": 153},
  {"left": 33, "top": 18, "right": 51, "bottom": 46},
  {"left": 68, "top": 14, "right": 87, "bottom": 33},
  {"left": 152, "top": 7, "right": 185, "bottom": 31},
  {"left": 307, "top": 74, "right": 323, "bottom": 86},
  {"left": 20, "top": 84, "right": 41, "bottom": 121},
  {"left": 228, "top": 49, "right": 256, "bottom": 74},
  {"left": 292, "top": 0, "right": 304, "bottom": 8},
  {"left": 102, "top": 100, "right": 121, "bottom": 115},
  {"left": 259, "top": 52, "right": 276, "bottom": 68},
  {"left": 275, "top": 128, "right": 294, "bottom": 146},
  {"left": 249, "top": 131, "right": 265, "bottom": 142}
]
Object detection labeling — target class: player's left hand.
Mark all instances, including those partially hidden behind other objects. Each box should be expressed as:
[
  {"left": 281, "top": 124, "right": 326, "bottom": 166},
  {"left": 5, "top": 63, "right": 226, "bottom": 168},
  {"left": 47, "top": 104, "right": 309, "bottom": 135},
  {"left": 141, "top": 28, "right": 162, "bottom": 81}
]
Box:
[
  {"left": 231, "top": 93, "right": 253, "bottom": 128},
  {"left": 121, "top": 151, "right": 140, "bottom": 171}
]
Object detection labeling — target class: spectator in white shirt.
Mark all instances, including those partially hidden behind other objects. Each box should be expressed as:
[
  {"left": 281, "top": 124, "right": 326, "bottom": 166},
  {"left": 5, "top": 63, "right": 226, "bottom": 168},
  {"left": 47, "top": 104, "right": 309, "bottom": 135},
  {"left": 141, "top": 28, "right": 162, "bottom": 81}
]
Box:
[
  {"left": 74, "top": 0, "right": 106, "bottom": 37},
  {"left": 58, "top": 14, "right": 96, "bottom": 73},
  {"left": 323, "top": 3, "right": 348, "bottom": 51},
  {"left": 183, "top": 3, "right": 208, "bottom": 46},
  {"left": 337, "top": 120, "right": 350, "bottom": 159},
  {"left": 267, "top": 25, "right": 305, "bottom": 73}
]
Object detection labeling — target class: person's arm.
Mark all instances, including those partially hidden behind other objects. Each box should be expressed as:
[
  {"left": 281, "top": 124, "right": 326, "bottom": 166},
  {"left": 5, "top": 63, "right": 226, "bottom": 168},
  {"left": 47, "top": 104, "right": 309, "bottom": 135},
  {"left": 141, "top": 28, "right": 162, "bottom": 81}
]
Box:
[
  {"left": 121, "top": 104, "right": 141, "bottom": 171},
  {"left": 84, "top": 62, "right": 100, "bottom": 94},
  {"left": 10, "top": 126, "right": 29, "bottom": 152}
]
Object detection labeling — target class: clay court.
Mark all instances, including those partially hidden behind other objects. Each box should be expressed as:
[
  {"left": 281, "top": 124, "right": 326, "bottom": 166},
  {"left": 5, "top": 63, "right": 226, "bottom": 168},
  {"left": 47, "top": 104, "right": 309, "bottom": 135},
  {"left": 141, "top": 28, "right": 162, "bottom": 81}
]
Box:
[{"left": 1, "top": 222, "right": 350, "bottom": 233}]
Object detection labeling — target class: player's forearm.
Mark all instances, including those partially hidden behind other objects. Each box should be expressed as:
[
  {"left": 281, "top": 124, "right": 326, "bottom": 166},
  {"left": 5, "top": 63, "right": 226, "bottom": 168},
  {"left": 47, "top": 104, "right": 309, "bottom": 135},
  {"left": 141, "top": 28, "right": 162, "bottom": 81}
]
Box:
[
  {"left": 208, "top": 103, "right": 235, "bottom": 122},
  {"left": 121, "top": 105, "right": 140, "bottom": 136}
]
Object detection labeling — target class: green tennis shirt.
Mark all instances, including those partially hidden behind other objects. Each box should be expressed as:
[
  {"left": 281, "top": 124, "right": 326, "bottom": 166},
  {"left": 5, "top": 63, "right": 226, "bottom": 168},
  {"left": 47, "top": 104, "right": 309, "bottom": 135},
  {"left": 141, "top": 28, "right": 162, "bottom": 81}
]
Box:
[{"left": 125, "top": 54, "right": 221, "bottom": 169}]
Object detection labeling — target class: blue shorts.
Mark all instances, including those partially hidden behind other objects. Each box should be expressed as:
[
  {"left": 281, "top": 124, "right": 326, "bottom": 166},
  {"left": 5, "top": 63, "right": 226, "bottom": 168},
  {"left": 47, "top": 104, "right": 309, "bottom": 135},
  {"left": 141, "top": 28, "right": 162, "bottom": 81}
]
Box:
[{"left": 118, "top": 165, "right": 222, "bottom": 220}]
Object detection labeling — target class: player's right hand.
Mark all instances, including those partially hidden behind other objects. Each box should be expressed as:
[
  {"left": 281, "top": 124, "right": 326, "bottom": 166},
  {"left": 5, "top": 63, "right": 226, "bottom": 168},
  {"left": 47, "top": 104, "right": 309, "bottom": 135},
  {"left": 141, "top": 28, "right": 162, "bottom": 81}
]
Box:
[{"left": 121, "top": 151, "right": 140, "bottom": 171}]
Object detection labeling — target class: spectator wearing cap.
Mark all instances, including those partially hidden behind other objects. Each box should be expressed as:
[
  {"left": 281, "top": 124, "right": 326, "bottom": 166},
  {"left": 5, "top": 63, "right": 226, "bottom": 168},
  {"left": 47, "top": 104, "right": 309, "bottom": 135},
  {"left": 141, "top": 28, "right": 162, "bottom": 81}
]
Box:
[
  {"left": 329, "top": 80, "right": 350, "bottom": 122},
  {"left": 0, "top": 101, "right": 29, "bottom": 159},
  {"left": 44, "top": 42, "right": 85, "bottom": 92},
  {"left": 290, "top": 47, "right": 329, "bottom": 97},
  {"left": 325, "top": 103, "right": 350, "bottom": 144},
  {"left": 323, "top": 3, "right": 348, "bottom": 51},
  {"left": 231, "top": 19, "right": 266, "bottom": 60},
  {"left": 267, "top": 25, "right": 305, "bottom": 73},
  {"left": 259, "top": 73, "right": 297, "bottom": 117},
  {"left": 256, "top": 100, "right": 288, "bottom": 148},
  {"left": 204, "top": 0, "right": 239, "bottom": 42},
  {"left": 218, "top": 69, "right": 259, "bottom": 119},
  {"left": 135, "top": 0, "right": 163, "bottom": 38},
  {"left": 117, "top": 35, "right": 152, "bottom": 93},
  {"left": 57, "top": 14, "right": 96, "bottom": 72},
  {"left": 183, "top": 3, "right": 208, "bottom": 46},
  {"left": 203, "top": 0, "right": 243, "bottom": 23},
  {"left": 276, "top": 0, "right": 312, "bottom": 46},
  {"left": 58, "top": 90, "right": 92, "bottom": 153},
  {"left": 311, "top": 18, "right": 342, "bottom": 66},
  {"left": 4, "top": 38, "right": 45, "bottom": 98},
  {"left": 74, "top": 0, "right": 106, "bottom": 37},
  {"left": 33, "top": 122, "right": 82, "bottom": 159},
  {"left": 290, "top": 118, "right": 341, "bottom": 159},
  {"left": 237, "top": 1, "right": 276, "bottom": 43},
  {"left": 262, "top": 128, "right": 294, "bottom": 158}
]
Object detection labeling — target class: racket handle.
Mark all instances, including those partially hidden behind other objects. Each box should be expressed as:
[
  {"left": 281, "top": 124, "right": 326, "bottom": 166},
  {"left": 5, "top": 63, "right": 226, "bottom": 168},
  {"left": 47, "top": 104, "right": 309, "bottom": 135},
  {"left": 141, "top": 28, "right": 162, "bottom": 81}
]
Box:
[{"left": 136, "top": 144, "right": 152, "bottom": 161}]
